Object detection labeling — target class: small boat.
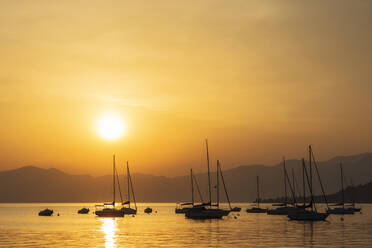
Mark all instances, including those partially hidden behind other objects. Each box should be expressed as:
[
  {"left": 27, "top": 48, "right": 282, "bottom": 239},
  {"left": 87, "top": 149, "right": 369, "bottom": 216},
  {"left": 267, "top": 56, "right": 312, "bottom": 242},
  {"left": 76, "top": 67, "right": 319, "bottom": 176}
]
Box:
[
  {"left": 77, "top": 208, "right": 90, "bottom": 214},
  {"left": 120, "top": 162, "right": 137, "bottom": 215},
  {"left": 144, "top": 207, "right": 153, "bottom": 213},
  {"left": 95, "top": 155, "right": 124, "bottom": 218},
  {"left": 246, "top": 176, "right": 267, "bottom": 213},
  {"left": 327, "top": 163, "right": 354, "bottom": 215},
  {"left": 287, "top": 146, "right": 329, "bottom": 221},
  {"left": 39, "top": 208, "right": 53, "bottom": 216},
  {"left": 231, "top": 207, "right": 241, "bottom": 212}
]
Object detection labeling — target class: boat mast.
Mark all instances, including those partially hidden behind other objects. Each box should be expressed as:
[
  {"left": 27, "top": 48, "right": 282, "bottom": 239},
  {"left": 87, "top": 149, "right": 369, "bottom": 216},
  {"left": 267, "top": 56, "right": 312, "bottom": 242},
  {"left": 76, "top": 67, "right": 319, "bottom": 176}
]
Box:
[
  {"left": 257, "top": 176, "right": 260, "bottom": 208},
  {"left": 340, "top": 162, "right": 344, "bottom": 209},
  {"left": 113, "top": 154, "right": 116, "bottom": 206},
  {"left": 302, "top": 159, "right": 306, "bottom": 205},
  {"left": 191, "top": 169, "right": 194, "bottom": 206},
  {"left": 283, "top": 157, "right": 287, "bottom": 205},
  {"left": 216, "top": 160, "right": 220, "bottom": 208},
  {"left": 206, "top": 139, "right": 212, "bottom": 205},
  {"left": 292, "top": 168, "right": 296, "bottom": 203},
  {"left": 309, "top": 145, "right": 313, "bottom": 211},
  {"left": 219, "top": 161, "right": 232, "bottom": 210},
  {"left": 127, "top": 161, "right": 130, "bottom": 207}
]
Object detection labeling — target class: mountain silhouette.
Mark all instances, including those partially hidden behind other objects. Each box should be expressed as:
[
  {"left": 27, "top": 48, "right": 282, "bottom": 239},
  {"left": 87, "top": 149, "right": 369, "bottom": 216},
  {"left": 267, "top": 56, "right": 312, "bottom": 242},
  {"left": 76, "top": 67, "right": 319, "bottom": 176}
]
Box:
[{"left": 0, "top": 152, "right": 371, "bottom": 203}]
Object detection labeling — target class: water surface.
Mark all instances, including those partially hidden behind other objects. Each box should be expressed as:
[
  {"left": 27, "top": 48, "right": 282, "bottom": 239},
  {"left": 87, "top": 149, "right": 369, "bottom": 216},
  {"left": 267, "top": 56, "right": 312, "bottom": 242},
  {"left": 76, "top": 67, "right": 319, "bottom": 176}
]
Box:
[{"left": 0, "top": 203, "right": 371, "bottom": 247}]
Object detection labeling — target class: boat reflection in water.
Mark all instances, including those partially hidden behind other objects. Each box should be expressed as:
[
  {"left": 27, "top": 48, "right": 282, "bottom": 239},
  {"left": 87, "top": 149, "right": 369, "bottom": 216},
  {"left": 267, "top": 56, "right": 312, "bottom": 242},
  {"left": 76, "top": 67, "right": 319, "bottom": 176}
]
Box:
[{"left": 100, "top": 218, "right": 118, "bottom": 248}]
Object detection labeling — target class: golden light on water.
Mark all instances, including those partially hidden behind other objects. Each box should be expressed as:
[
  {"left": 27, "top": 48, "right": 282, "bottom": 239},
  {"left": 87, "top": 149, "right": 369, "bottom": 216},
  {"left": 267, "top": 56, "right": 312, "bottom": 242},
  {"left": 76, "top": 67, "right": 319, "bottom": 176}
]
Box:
[
  {"left": 97, "top": 113, "right": 125, "bottom": 141},
  {"left": 100, "top": 218, "right": 118, "bottom": 248}
]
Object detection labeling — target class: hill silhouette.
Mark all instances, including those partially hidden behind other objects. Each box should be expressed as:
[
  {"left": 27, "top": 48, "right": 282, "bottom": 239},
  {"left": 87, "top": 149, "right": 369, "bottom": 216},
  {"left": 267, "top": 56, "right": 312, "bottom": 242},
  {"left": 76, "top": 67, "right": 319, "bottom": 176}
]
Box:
[{"left": 0, "top": 152, "right": 371, "bottom": 203}]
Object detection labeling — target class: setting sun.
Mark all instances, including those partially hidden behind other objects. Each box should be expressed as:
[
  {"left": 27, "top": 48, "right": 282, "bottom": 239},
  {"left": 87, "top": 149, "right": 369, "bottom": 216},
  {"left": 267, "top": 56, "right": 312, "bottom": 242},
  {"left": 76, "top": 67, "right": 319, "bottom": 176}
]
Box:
[{"left": 97, "top": 113, "right": 125, "bottom": 140}]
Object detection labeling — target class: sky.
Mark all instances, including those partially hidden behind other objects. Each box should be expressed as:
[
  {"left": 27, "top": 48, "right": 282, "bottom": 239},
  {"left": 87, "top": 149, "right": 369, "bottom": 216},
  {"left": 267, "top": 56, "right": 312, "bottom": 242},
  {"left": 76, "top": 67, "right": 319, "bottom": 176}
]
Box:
[{"left": 0, "top": 0, "right": 371, "bottom": 176}]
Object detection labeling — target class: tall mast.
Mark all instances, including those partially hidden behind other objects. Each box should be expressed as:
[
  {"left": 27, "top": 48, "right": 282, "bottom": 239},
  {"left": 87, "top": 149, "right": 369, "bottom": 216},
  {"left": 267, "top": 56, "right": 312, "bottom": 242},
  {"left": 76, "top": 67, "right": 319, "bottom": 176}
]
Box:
[
  {"left": 191, "top": 169, "right": 194, "bottom": 206},
  {"left": 283, "top": 157, "right": 287, "bottom": 205},
  {"left": 340, "top": 162, "right": 344, "bottom": 209},
  {"left": 216, "top": 160, "right": 220, "bottom": 208},
  {"left": 219, "top": 161, "right": 232, "bottom": 210},
  {"left": 302, "top": 159, "right": 306, "bottom": 205},
  {"left": 292, "top": 168, "right": 296, "bottom": 203},
  {"left": 309, "top": 145, "right": 313, "bottom": 211},
  {"left": 113, "top": 154, "right": 116, "bottom": 205},
  {"left": 128, "top": 164, "right": 137, "bottom": 210},
  {"left": 206, "top": 139, "right": 211, "bottom": 205},
  {"left": 257, "top": 176, "right": 260, "bottom": 208},
  {"left": 127, "top": 161, "right": 130, "bottom": 207}
]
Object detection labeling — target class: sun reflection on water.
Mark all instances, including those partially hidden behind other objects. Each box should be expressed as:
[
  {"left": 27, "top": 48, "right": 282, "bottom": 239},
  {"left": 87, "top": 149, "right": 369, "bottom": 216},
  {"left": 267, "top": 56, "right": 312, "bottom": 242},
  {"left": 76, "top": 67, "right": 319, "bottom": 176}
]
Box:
[{"left": 100, "top": 218, "right": 118, "bottom": 248}]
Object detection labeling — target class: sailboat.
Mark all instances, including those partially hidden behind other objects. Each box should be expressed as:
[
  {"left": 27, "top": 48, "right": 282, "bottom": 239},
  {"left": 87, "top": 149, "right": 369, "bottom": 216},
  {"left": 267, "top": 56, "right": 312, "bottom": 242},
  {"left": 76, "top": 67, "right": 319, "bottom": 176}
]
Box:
[
  {"left": 246, "top": 176, "right": 267, "bottom": 213},
  {"left": 327, "top": 163, "right": 354, "bottom": 215},
  {"left": 95, "top": 155, "right": 124, "bottom": 218},
  {"left": 185, "top": 140, "right": 230, "bottom": 219},
  {"left": 120, "top": 161, "right": 137, "bottom": 215},
  {"left": 176, "top": 169, "right": 196, "bottom": 214},
  {"left": 345, "top": 179, "right": 361, "bottom": 212},
  {"left": 268, "top": 158, "right": 298, "bottom": 215},
  {"left": 288, "top": 146, "right": 329, "bottom": 221}
]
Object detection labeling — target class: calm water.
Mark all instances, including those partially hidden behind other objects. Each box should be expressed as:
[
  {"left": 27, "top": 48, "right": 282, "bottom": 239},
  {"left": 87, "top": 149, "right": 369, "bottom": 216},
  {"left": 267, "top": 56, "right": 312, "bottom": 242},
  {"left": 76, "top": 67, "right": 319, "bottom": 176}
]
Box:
[{"left": 0, "top": 203, "right": 371, "bottom": 247}]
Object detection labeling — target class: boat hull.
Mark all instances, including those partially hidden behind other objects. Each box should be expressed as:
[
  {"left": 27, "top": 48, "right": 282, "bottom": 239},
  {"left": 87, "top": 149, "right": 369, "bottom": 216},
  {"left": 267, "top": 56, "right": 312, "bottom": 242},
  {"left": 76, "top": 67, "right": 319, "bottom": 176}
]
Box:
[
  {"left": 327, "top": 207, "right": 354, "bottom": 215},
  {"left": 288, "top": 210, "right": 329, "bottom": 221},
  {"left": 231, "top": 207, "right": 241, "bottom": 212},
  {"left": 246, "top": 207, "right": 267, "bottom": 213},
  {"left": 267, "top": 206, "right": 298, "bottom": 215},
  {"left": 121, "top": 207, "right": 137, "bottom": 215},
  {"left": 175, "top": 207, "right": 193, "bottom": 214},
  {"left": 38, "top": 209, "right": 53, "bottom": 216},
  {"left": 95, "top": 208, "right": 124, "bottom": 217},
  {"left": 185, "top": 208, "right": 230, "bottom": 219},
  {"left": 78, "top": 208, "right": 90, "bottom": 214},
  {"left": 144, "top": 208, "right": 153, "bottom": 213}
]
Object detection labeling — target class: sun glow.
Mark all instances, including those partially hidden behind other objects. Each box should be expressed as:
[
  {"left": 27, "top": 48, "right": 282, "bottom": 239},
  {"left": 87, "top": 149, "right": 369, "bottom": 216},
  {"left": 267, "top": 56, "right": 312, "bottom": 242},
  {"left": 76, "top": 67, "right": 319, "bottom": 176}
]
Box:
[{"left": 97, "top": 113, "right": 125, "bottom": 140}]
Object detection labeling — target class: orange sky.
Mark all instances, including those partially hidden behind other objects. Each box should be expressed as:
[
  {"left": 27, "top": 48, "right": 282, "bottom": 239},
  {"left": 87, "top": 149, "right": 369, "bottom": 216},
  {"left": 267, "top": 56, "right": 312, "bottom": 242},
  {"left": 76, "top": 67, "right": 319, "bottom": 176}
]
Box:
[{"left": 0, "top": 0, "right": 371, "bottom": 176}]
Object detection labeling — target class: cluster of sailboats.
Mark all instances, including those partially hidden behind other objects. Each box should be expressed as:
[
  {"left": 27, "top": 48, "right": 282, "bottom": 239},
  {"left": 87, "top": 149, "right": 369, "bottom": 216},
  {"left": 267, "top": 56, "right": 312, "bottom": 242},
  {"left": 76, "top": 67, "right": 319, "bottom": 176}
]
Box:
[
  {"left": 38, "top": 142, "right": 361, "bottom": 221},
  {"left": 175, "top": 142, "right": 361, "bottom": 221},
  {"left": 245, "top": 145, "right": 360, "bottom": 220}
]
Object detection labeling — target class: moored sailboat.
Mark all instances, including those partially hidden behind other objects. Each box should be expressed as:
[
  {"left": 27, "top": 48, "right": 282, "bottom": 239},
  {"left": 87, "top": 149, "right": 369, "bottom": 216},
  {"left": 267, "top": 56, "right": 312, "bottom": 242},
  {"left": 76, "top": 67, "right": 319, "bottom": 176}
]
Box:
[
  {"left": 288, "top": 146, "right": 329, "bottom": 221},
  {"left": 327, "top": 163, "right": 354, "bottom": 215},
  {"left": 175, "top": 169, "right": 197, "bottom": 214},
  {"left": 185, "top": 140, "right": 230, "bottom": 219},
  {"left": 120, "top": 161, "right": 137, "bottom": 215},
  {"left": 268, "top": 158, "right": 298, "bottom": 215},
  {"left": 95, "top": 155, "right": 124, "bottom": 218},
  {"left": 246, "top": 176, "right": 267, "bottom": 213}
]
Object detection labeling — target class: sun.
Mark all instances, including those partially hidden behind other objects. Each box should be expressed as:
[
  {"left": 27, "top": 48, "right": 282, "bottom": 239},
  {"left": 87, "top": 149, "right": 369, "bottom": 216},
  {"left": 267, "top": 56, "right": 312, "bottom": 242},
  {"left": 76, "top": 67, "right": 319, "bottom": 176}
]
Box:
[{"left": 97, "top": 113, "right": 125, "bottom": 140}]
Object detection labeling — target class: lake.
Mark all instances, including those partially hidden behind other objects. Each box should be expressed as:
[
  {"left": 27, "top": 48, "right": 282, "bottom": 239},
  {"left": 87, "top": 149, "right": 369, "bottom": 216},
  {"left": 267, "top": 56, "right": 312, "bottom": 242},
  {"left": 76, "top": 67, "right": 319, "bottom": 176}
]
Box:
[{"left": 0, "top": 203, "right": 371, "bottom": 247}]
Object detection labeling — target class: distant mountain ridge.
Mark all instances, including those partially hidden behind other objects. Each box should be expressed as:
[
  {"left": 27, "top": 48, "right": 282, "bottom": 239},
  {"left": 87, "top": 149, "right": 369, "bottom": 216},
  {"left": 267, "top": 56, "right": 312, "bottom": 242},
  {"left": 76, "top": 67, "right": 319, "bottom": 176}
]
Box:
[{"left": 0, "top": 152, "right": 371, "bottom": 203}]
